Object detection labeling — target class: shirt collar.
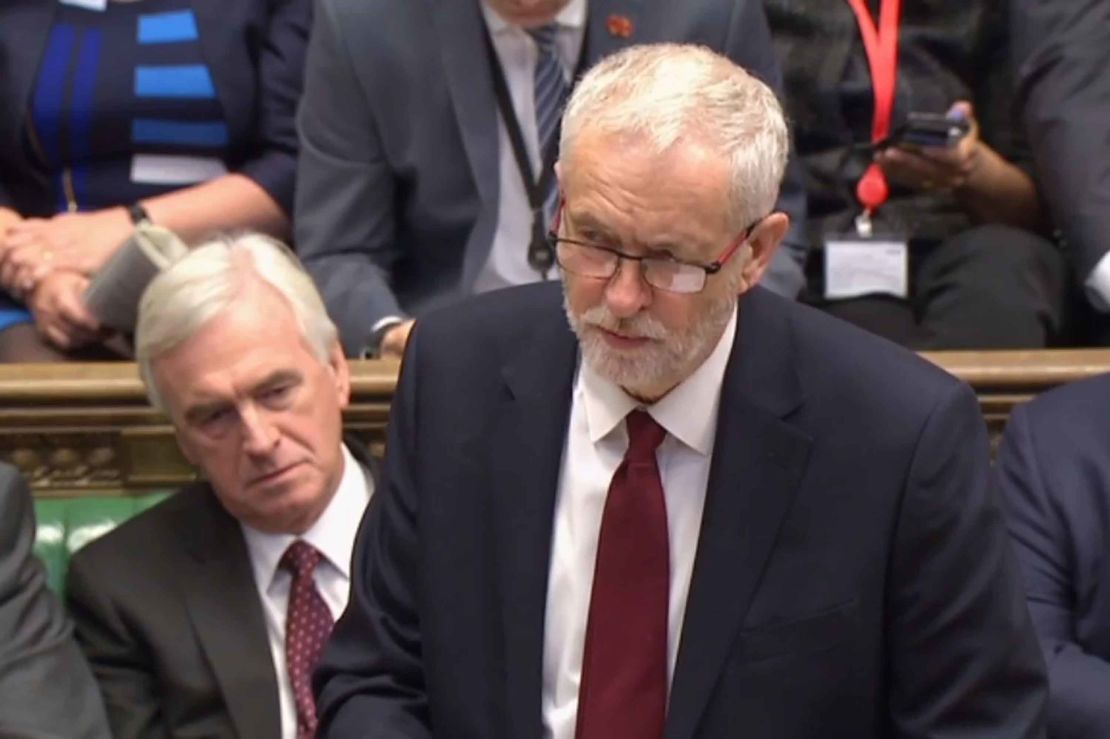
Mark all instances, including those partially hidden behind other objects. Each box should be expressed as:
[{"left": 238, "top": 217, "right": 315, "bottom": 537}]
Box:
[
  {"left": 579, "top": 303, "right": 738, "bottom": 456},
  {"left": 480, "top": 0, "right": 588, "bottom": 35},
  {"left": 241, "top": 444, "right": 374, "bottom": 590}
]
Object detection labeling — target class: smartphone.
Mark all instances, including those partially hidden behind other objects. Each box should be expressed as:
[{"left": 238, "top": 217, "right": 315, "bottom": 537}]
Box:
[{"left": 877, "top": 112, "right": 970, "bottom": 150}]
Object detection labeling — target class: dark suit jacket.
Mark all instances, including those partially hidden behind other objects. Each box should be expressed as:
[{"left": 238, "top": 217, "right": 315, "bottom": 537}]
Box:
[
  {"left": 1011, "top": 0, "right": 1110, "bottom": 291},
  {"left": 0, "top": 463, "right": 110, "bottom": 739},
  {"left": 67, "top": 447, "right": 378, "bottom": 739},
  {"left": 294, "top": 0, "right": 810, "bottom": 355},
  {"left": 996, "top": 374, "right": 1110, "bottom": 737},
  {"left": 316, "top": 282, "right": 1047, "bottom": 738},
  {"left": 0, "top": 0, "right": 311, "bottom": 216}
]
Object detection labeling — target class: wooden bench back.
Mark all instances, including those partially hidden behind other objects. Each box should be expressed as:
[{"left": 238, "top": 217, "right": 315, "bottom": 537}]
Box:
[{"left": 4, "top": 351, "right": 1108, "bottom": 496}]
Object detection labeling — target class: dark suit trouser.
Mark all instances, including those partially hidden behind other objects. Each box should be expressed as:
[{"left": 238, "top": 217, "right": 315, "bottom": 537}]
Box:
[{"left": 807, "top": 224, "right": 1068, "bottom": 349}]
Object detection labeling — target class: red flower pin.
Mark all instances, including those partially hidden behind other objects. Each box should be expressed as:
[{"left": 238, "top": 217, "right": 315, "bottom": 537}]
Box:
[{"left": 607, "top": 14, "right": 634, "bottom": 39}]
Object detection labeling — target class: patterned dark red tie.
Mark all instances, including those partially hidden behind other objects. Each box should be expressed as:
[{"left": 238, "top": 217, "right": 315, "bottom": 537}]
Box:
[
  {"left": 576, "top": 410, "right": 669, "bottom": 739},
  {"left": 280, "top": 540, "right": 334, "bottom": 739}
]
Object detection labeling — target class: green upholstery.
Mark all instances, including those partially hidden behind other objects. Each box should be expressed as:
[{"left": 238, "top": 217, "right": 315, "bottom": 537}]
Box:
[{"left": 33, "top": 493, "right": 171, "bottom": 595}]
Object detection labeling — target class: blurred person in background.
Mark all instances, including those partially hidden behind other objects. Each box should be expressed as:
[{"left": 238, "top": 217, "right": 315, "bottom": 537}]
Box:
[
  {"left": 0, "top": 0, "right": 312, "bottom": 361},
  {"left": 1011, "top": 0, "right": 1110, "bottom": 344},
  {"left": 295, "top": 0, "right": 812, "bottom": 359},
  {"left": 765, "top": 0, "right": 1067, "bottom": 349}
]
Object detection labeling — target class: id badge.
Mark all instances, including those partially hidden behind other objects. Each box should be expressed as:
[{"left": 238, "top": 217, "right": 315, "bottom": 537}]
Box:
[{"left": 823, "top": 232, "right": 909, "bottom": 300}]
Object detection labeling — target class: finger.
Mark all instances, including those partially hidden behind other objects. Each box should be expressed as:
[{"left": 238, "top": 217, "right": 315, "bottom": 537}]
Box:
[
  {"left": 37, "top": 319, "right": 75, "bottom": 351},
  {"left": 3, "top": 221, "right": 48, "bottom": 245},
  {"left": 21, "top": 264, "right": 55, "bottom": 296},
  {"left": 13, "top": 263, "right": 49, "bottom": 297},
  {"left": 1, "top": 242, "right": 48, "bottom": 271},
  {"left": 57, "top": 290, "right": 100, "bottom": 332},
  {"left": 878, "top": 149, "right": 948, "bottom": 188},
  {"left": 0, "top": 247, "right": 41, "bottom": 287},
  {"left": 914, "top": 150, "right": 971, "bottom": 182}
]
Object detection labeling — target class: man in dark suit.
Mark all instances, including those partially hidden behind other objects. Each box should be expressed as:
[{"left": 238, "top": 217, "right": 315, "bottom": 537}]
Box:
[
  {"left": 0, "top": 462, "right": 110, "bottom": 739},
  {"left": 66, "top": 234, "right": 376, "bottom": 739},
  {"left": 294, "top": 0, "right": 810, "bottom": 358},
  {"left": 1011, "top": 0, "right": 1110, "bottom": 341},
  {"left": 315, "top": 45, "right": 1046, "bottom": 738},
  {"left": 996, "top": 374, "right": 1110, "bottom": 737}
]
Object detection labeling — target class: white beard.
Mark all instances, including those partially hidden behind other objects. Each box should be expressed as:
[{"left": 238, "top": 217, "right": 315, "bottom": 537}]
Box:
[{"left": 564, "top": 290, "right": 736, "bottom": 399}]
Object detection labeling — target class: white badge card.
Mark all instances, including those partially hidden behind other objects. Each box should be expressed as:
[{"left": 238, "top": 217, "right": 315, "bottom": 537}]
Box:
[
  {"left": 824, "top": 236, "right": 909, "bottom": 300},
  {"left": 60, "top": 0, "right": 108, "bottom": 10}
]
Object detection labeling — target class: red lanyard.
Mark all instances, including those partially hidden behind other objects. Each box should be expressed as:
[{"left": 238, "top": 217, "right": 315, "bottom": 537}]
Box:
[{"left": 845, "top": 0, "right": 902, "bottom": 216}]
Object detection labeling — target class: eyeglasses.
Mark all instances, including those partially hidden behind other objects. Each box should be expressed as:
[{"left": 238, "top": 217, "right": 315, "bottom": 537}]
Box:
[{"left": 547, "top": 204, "right": 764, "bottom": 294}]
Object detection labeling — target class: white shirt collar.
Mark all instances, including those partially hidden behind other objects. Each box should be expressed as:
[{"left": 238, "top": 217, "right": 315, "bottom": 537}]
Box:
[
  {"left": 480, "top": 0, "right": 588, "bottom": 35},
  {"left": 580, "top": 304, "right": 738, "bottom": 456},
  {"left": 241, "top": 444, "right": 372, "bottom": 589}
]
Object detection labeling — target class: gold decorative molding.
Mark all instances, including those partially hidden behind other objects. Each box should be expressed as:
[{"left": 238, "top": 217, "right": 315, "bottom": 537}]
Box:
[
  {"left": 3, "top": 351, "right": 1110, "bottom": 496},
  {"left": 0, "top": 360, "right": 398, "bottom": 497}
]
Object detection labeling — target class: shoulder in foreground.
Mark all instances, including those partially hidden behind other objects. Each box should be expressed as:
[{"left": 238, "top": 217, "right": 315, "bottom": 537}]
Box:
[
  {"left": 414, "top": 282, "right": 569, "bottom": 351},
  {"left": 1014, "top": 370, "right": 1110, "bottom": 427},
  {"left": 752, "top": 287, "right": 964, "bottom": 401},
  {"left": 67, "top": 484, "right": 214, "bottom": 569}
]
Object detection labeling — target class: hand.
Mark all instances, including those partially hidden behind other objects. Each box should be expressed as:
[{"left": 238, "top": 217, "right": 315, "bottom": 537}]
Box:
[
  {"left": 876, "top": 101, "right": 981, "bottom": 194},
  {"left": 27, "top": 270, "right": 106, "bottom": 351},
  {"left": 0, "top": 208, "right": 132, "bottom": 293},
  {"left": 380, "top": 319, "right": 415, "bottom": 359}
]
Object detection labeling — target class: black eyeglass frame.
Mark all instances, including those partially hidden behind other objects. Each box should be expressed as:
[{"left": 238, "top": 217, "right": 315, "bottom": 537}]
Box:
[{"left": 546, "top": 201, "right": 767, "bottom": 293}]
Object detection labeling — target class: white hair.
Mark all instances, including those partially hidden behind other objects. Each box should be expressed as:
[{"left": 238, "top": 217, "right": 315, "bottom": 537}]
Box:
[
  {"left": 135, "top": 233, "right": 338, "bottom": 411},
  {"left": 561, "top": 43, "right": 790, "bottom": 227}
]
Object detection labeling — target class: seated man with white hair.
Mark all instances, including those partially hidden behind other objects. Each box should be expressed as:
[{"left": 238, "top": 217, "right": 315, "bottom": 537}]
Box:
[{"left": 66, "top": 234, "right": 377, "bottom": 739}]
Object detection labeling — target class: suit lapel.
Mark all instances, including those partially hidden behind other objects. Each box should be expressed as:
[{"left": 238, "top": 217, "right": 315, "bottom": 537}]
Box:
[
  {"left": 433, "top": 0, "right": 498, "bottom": 206},
  {"left": 432, "top": 0, "right": 502, "bottom": 284},
  {"left": 486, "top": 299, "right": 578, "bottom": 738},
  {"left": 179, "top": 486, "right": 282, "bottom": 739},
  {"left": 665, "top": 289, "right": 813, "bottom": 739}
]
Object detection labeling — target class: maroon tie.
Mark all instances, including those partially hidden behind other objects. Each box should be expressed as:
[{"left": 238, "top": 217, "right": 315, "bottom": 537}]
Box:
[
  {"left": 576, "top": 410, "right": 669, "bottom": 739},
  {"left": 281, "top": 540, "right": 334, "bottom": 739}
]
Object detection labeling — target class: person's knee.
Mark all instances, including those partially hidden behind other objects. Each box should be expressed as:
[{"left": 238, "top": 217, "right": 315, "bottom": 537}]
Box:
[{"left": 941, "top": 225, "right": 1063, "bottom": 282}]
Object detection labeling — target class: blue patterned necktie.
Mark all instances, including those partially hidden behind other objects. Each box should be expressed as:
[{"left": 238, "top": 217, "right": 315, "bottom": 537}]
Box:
[{"left": 527, "top": 23, "right": 569, "bottom": 219}]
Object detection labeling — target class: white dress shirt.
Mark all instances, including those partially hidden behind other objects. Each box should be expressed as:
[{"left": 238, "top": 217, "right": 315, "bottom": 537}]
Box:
[
  {"left": 473, "top": 0, "right": 586, "bottom": 293},
  {"left": 1085, "top": 252, "right": 1110, "bottom": 312},
  {"left": 241, "top": 445, "right": 374, "bottom": 739},
  {"left": 541, "top": 306, "right": 739, "bottom": 739}
]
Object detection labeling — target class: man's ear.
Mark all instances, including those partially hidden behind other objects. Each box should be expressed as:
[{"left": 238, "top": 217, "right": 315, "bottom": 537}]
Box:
[
  {"left": 737, "top": 212, "right": 790, "bottom": 293},
  {"left": 329, "top": 342, "right": 352, "bottom": 410}
]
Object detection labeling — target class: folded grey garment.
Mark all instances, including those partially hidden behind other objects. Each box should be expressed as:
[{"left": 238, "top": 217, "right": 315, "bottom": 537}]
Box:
[{"left": 83, "top": 224, "right": 188, "bottom": 332}]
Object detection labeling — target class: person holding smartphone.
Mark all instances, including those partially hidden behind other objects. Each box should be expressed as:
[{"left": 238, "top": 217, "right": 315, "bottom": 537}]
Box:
[{"left": 763, "top": 0, "right": 1067, "bottom": 349}]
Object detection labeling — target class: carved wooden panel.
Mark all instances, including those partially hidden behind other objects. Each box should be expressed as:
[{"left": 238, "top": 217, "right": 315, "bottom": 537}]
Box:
[
  {"left": 3, "top": 351, "right": 1110, "bottom": 496},
  {"left": 0, "top": 360, "right": 397, "bottom": 497}
]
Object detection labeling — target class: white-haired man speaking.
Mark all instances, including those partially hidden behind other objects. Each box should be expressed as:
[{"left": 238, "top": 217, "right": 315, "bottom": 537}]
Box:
[
  {"left": 316, "top": 45, "right": 1046, "bottom": 738},
  {"left": 67, "top": 234, "right": 376, "bottom": 739}
]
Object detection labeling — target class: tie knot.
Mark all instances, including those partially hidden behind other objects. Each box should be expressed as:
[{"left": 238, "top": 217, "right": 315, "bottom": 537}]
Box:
[
  {"left": 280, "top": 540, "right": 323, "bottom": 579},
  {"left": 527, "top": 23, "right": 559, "bottom": 53},
  {"left": 625, "top": 410, "right": 666, "bottom": 461}
]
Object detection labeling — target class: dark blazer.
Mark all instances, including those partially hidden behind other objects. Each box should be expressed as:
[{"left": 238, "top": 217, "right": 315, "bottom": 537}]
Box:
[
  {"left": 0, "top": 0, "right": 312, "bottom": 215},
  {"left": 1011, "top": 0, "right": 1110, "bottom": 289},
  {"left": 67, "top": 446, "right": 377, "bottom": 739},
  {"left": 995, "top": 374, "right": 1110, "bottom": 737},
  {"left": 316, "top": 282, "right": 1047, "bottom": 738},
  {"left": 294, "top": 0, "right": 810, "bottom": 355},
  {"left": 0, "top": 463, "right": 110, "bottom": 739}
]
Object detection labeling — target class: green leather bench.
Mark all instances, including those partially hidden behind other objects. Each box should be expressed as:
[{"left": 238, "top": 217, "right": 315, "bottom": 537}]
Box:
[{"left": 33, "top": 493, "right": 170, "bottom": 594}]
